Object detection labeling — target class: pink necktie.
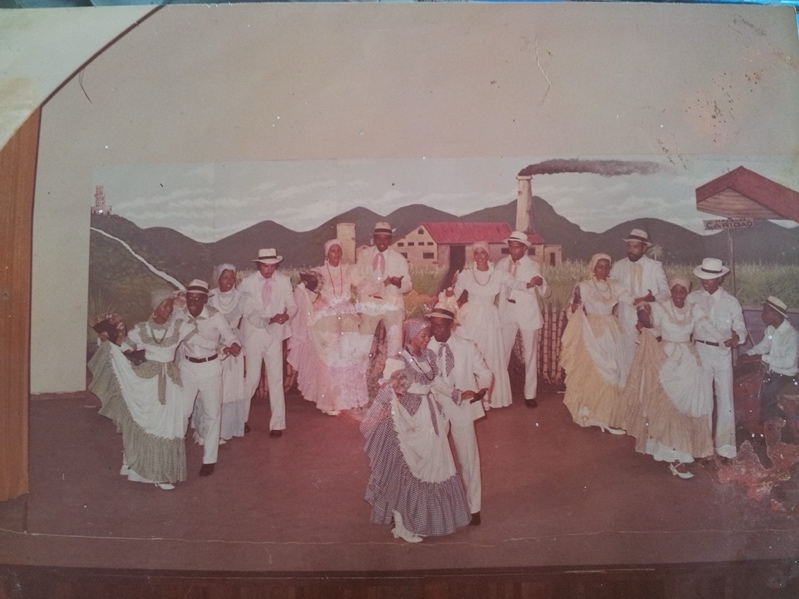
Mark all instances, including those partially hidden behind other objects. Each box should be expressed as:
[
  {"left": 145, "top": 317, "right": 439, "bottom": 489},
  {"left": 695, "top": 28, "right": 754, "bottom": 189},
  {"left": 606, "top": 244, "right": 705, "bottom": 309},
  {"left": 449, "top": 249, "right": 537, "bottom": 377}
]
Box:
[
  {"left": 372, "top": 252, "right": 385, "bottom": 277},
  {"left": 261, "top": 278, "right": 272, "bottom": 309},
  {"left": 508, "top": 260, "right": 518, "bottom": 278}
]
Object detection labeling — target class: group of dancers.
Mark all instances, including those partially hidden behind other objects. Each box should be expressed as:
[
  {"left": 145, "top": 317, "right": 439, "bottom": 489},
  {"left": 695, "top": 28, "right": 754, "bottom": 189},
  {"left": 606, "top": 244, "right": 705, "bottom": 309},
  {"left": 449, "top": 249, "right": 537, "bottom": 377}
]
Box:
[
  {"left": 87, "top": 221, "right": 797, "bottom": 542},
  {"left": 560, "top": 229, "right": 798, "bottom": 480}
]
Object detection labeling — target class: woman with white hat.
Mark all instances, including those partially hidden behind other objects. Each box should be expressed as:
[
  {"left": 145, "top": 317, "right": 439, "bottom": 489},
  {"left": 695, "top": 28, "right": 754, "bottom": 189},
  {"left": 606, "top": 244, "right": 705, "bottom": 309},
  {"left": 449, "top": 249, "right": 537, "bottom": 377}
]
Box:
[
  {"left": 561, "top": 254, "right": 634, "bottom": 434},
  {"left": 624, "top": 276, "right": 714, "bottom": 479},
  {"left": 88, "top": 289, "right": 197, "bottom": 490}
]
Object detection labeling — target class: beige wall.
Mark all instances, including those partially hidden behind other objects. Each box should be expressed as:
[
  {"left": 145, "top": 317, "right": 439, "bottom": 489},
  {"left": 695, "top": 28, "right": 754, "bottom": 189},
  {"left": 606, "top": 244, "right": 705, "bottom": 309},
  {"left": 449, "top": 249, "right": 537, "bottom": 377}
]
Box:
[{"left": 30, "top": 3, "right": 799, "bottom": 393}]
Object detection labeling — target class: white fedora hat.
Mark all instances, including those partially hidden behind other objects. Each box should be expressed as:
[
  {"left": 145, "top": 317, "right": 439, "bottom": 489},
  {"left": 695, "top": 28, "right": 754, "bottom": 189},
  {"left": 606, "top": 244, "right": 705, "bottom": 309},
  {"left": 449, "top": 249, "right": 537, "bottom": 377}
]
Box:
[
  {"left": 693, "top": 257, "right": 730, "bottom": 280},
  {"left": 428, "top": 303, "right": 455, "bottom": 320},
  {"left": 186, "top": 279, "right": 209, "bottom": 295},
  {"left": 506, "top": 231, "right": 532, "bottom": 247},
  {"left": 764, "top": 296, "right": 788, "bottom": 317},
  {"left": 623, "top": 228, "right": 653, "bottom": 247},
  {"left": 253, "top": 248, "right": 283, "bottom": 265}
]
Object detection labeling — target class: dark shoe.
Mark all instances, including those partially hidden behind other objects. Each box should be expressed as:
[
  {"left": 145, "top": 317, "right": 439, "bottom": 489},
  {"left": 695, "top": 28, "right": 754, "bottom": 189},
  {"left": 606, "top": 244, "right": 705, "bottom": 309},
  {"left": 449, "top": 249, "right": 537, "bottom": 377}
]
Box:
[
  {"left": 244, "top": 423, "right": 251, "bottom": 434},
  {"left": 270, "top": 430, "right": 283, "bottom": 438},
  {"left": 199, "top": 463, "right": 215, "bottom": 477},
  {"left": 470, "top": 512, "right": 481, "bottom": 526},
  {"left": 525, "top": 398, "right": 538, "bottom": 409}
]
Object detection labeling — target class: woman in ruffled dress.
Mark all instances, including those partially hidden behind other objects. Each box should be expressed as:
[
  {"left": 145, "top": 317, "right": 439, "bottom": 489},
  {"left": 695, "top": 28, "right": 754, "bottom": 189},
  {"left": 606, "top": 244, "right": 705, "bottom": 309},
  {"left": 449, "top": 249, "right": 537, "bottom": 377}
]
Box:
[
  {"left": 89, "top": 289, "right": 196, "bottom": 490},
  {"left": 205, "top": 263, "right": 247, "bottom": 440},
  {"left": 624, "top": 276, "right": 713, "bottom": 479},
  {"left": 447, "top": 241, "right": 512, "bottom": 409},
  {"left": 561, "top": 253, "right": 635, "bottom": 434},
  {"left": 361, "top": 319, "right": 471, "bottom": 542},
  {"left": 292, "top": 239, "right": 370, "bottom": 415}
]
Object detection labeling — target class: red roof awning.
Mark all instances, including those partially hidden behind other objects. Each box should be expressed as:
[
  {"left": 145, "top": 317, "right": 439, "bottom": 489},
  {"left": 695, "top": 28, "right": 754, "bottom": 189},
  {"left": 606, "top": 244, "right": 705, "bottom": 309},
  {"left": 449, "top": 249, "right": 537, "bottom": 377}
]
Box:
[
  {"left": 422, "top": 222, "right": 518, "bottom": 244},
  {"left": 695, "top": 166, "right": 799, "bottom": 223}
]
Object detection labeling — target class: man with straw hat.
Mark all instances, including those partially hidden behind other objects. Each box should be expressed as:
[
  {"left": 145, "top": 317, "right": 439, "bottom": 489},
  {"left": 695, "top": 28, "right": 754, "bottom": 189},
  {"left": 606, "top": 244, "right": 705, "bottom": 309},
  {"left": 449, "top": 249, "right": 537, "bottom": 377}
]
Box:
[
  {"left": 355, "top": 221, "right": 412, "bottom": 356},
  {"left": 180, "top": 279, "right": 241, "bottom": 477},
  {"left": 742, "top": 296, "right": 799, "bottom": 423},
  {"left": 687, "top": 257, "right": 747, "bottom": 459},
  {"left": 428, "top": 303, "right": 492, "bottom": 525},
  {"left": 610, "top": 228, "right": 670, "bottom": 369},
  {"left": 239, "top": 248, "right": 297, "bottom": 437}
]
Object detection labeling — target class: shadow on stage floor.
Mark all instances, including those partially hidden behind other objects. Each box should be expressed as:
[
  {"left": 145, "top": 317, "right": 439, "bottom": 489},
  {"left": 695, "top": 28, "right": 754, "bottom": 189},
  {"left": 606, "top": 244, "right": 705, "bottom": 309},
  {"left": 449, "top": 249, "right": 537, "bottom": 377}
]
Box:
[{"left": 1, "top": 387, "right": 798, "bottom": 597}]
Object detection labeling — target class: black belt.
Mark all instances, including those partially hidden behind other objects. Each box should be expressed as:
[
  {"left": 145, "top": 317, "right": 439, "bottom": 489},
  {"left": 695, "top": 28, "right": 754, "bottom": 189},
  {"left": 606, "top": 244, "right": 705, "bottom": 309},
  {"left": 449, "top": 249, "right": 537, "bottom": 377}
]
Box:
[
  {"left": 695, "top": 339, "right": 720, "bottom": 347},
  {"left": 507, "top": 299, "right": 516, "bottom": 304},
  {"left": 187, "top": 354, "right": 218, "bottom": 363}
]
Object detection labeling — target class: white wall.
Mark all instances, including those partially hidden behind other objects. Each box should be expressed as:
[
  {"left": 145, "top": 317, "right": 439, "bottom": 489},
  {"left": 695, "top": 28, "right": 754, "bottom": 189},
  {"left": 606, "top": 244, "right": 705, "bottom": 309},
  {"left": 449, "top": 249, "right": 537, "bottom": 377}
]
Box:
[{"left": 30, "top": 3, "right": 799, "bottom": 393}]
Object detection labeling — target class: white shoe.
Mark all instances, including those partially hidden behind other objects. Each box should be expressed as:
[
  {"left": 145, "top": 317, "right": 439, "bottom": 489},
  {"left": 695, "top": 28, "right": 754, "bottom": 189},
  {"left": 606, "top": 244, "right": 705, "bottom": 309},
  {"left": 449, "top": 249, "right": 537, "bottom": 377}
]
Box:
[
  {"left": 120, "top": 464, "right": 130, "bottom": 476},
  {"left": 391, "top": 510, "right": 422, "bottom": 543},
  {"left": 669, "top": 463, "right": 694, "bottom": 479},
  {"left": 154, "top": 482, "right": 175, "bottom": 490},
  {"left": 219, "top": 438, "right": 227, "bottom": 446},
  {"left": 601, "top": 426, "right": 626, "bottom": 435},
  {"left": 323, "top": 410, "right": 341, "bottom": 416}
]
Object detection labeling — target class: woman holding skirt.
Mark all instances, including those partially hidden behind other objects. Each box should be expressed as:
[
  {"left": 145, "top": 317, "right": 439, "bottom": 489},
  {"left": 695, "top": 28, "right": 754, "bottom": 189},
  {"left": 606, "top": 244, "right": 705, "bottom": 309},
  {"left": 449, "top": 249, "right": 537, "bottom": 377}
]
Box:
[
  {"left": 361, "top": 319, "right": 471, "bottom": 542},
  {"left": 624, "top": 276, "right": 713, "bottom": 479},
  {"left": 561, "top": 253, "right": 634, "bottom": 434}
]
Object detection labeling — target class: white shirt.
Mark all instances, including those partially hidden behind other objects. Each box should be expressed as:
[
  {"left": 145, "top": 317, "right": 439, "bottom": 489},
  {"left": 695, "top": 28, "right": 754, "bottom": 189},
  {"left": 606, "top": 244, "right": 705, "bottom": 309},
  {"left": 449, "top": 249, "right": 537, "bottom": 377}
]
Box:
[
  {"left": 239, "top": 270, "right": 298, "bottom": 341},
  {"left": 745, "top": 319, "right": 799, "bottom": 376},
  {"left": 688, "top": 287, "right": 747, "bottom": 353},
  {"left": 610, "top": 255, "right": 669, "bottom": 333},
  {"left": 496, "top": 255, "right": 550, "bottom": 330},
  {"left": 354, "top": 246, "right": 411, "bottom": 311},
  {"left": 181, "top": 305, "right": 239, "bottom": 360},
  {"left": 428, "top": 333, "right": 492, "bottom": 405}
]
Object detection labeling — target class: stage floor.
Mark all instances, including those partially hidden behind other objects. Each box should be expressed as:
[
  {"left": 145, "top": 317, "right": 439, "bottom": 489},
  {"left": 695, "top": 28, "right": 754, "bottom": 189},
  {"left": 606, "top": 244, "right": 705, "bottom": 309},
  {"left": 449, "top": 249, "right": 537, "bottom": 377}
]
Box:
[{"left": 1, "top": 387, "right": 798, "bottom": 575}]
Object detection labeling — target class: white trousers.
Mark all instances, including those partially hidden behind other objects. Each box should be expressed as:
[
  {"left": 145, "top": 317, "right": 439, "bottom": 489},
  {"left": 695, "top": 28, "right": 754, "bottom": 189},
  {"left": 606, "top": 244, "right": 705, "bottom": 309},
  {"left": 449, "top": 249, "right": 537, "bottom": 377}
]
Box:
[
  {"left": 437, "top": 393, "right": 481, "bottom": 514},
  {"left": 244, "top": 332, "right": 286, "bottom": 431},
  {"left": 181, "top": 359, "right": 223, "bottom": 465},
  {"left": 501, "top": 325, "right": 540, "bottom": 400},
  {"left": 695, "top": 344, "right": 737, "bottom": 458}
]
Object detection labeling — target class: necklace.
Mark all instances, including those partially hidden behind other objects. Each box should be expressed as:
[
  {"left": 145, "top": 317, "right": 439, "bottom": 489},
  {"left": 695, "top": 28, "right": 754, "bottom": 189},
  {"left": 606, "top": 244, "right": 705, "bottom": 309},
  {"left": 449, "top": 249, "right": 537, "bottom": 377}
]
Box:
[
  {"left": 591, "top": 278, "right": 615, "bottom": 303},
  {"left": 472, "top": 266, "right": 491, "bottom": 287},
  {"left": 664, "top": 301, "right": 692, "bottom": 326},
  {"left": 148, "top": 321, "right": 169, "bottom": 345},
  {"left": 404, "top": 349, "right": 435, "bottom": 381},
  {"left": 326, "top": 263, "right": 344, "bottom": 299}
]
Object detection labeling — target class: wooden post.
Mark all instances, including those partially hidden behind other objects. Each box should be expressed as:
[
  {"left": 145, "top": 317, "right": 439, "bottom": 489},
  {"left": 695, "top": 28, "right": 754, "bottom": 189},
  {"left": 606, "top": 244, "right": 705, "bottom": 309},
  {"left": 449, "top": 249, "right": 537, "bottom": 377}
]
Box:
[{"left": 0, "top": 109, "right": 39, "bottom": 500}]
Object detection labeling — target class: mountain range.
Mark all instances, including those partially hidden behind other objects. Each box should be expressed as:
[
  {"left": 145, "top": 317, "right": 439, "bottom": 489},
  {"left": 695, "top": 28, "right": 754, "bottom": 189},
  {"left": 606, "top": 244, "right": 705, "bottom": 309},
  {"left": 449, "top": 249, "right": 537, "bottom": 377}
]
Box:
[{"left": 90, "top": 196, "right": 799, "bottom": 286}]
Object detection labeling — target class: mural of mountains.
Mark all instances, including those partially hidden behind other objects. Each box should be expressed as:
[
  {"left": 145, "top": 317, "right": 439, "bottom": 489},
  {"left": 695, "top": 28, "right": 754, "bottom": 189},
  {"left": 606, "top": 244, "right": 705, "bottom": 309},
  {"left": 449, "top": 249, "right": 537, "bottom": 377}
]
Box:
[{"left": 90, "top": 195, "right": 799, "bottom": 288}]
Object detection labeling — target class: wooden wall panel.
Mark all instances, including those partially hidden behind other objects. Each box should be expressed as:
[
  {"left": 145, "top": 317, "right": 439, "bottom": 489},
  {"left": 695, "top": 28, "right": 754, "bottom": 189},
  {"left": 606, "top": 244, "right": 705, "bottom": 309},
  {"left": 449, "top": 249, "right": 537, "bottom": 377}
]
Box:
[{"left": 0, "top": 109, "right": 39, "bottom": 500}]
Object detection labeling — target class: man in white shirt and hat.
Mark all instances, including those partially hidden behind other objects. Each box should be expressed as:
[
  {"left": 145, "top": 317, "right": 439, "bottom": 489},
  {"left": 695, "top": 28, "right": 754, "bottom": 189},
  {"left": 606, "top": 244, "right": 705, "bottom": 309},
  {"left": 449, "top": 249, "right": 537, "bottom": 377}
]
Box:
[
  {"left": 180, "top": 279, "right": 241, "bottom": 476},
  {"left": 742, "top": 296, "right": 799, "bottom": 423},
  {"left": 687, "top": 257, "right": 747, "bottom": 459},
  {"left": 497, "top": 231, "right": 550, "bottom": 408},
  {"left": 609, "top": 228, "right": 670, "bottom": 368},
  {"left": 355, "top": 221, "right": 412, "bottom": 356},
  {"left": 239, "top": 248, "right": 298, "bottom": 437},
  {"left": 428, "top": 303, "right": 492, "bottom": 525}
]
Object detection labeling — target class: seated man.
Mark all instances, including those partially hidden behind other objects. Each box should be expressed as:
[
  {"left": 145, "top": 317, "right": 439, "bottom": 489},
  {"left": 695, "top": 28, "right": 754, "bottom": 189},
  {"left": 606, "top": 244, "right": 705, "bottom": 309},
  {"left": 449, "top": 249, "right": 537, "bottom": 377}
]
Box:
[{"left": 742, "top": 296, "right": 799, "bottom": 422}]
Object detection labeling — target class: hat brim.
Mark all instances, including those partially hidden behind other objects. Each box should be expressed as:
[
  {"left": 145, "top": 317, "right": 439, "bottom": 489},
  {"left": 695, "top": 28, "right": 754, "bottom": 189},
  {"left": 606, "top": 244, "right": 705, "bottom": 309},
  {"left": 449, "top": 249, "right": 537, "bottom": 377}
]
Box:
[
  {"left": 253, "top": 257, "right": 283, "bottom": 265},
  {"left": 505, "top": 236, "right": 532, "bottom": 248},
  {"left": 764, "top": 300, "right": 788, "bottom": 317},
  {"left": 693, "top": 265, "right": 729, "bottom": 279},
  {"left": 428, "top": 311, "right": 454, "bottom": 320},
  {"left": 623, "top": 237, "right": 653, "bottom": 247}
]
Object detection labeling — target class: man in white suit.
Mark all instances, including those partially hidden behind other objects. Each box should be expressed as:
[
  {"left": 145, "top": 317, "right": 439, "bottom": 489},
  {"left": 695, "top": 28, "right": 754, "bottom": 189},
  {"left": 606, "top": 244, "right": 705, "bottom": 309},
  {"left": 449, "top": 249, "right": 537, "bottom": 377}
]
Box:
[
  {"left": 688, "top": 257, "right": 747, "bottom": 459},
  {"left": 428, "top": 304, "right": 492, "bottom": 525},
  {"left": 609, "top": 228, "right": 670, "bottom": 368},
  {"left": 497, "top": 231, "right": 550, "bottom": 408},
  {"left": 239, "top": 248, "right": 297, "bottom": 437},
  {"left": 355, "top": 221, "right": 412, "bottom": 356}
]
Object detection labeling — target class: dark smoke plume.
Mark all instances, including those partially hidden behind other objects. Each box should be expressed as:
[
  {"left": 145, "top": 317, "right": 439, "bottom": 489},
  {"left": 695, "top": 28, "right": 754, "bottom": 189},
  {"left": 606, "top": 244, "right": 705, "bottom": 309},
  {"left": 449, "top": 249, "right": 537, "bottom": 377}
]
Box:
[{"left": 518, "top": 159, "right": 664, "bottom": 178}]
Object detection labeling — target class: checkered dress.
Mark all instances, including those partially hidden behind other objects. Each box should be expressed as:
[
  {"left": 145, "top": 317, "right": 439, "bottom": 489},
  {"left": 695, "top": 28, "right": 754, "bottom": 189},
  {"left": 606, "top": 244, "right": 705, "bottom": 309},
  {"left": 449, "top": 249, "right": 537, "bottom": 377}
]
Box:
[{"left": 361, "top": 351, "right": 471, "bottom": 536}]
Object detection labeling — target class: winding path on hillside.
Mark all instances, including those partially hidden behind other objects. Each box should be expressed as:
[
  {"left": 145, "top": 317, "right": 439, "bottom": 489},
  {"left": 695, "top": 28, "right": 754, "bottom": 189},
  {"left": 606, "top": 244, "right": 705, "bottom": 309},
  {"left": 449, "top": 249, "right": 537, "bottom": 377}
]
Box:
[{"left": 91, "top": 227, "right": 185, "bottom": 290}]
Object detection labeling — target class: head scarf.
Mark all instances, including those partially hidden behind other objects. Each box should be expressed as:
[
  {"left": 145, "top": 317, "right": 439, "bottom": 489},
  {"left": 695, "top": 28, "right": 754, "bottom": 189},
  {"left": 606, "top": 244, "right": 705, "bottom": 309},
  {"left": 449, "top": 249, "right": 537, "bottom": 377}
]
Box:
[
  {"left": 669, "top": 275, "right": 691, "bottom": 293},
  {"left": 403, "top": 318, "right": 430, "bottom": 346},
  {"left": 214, "top": 263, "right": 237, "bottom": 284},
  {"left": 150, "top": 288, "right": 174, "bottom": 310},
  {"left": 472, "top": 241, "right": 489, "bottom": 255},
  {"left": 589, "top": 253, "right": 613, "bottom": 274},
  {"left": 324, "top": 239, "right": 342, "bottom": 257}
]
